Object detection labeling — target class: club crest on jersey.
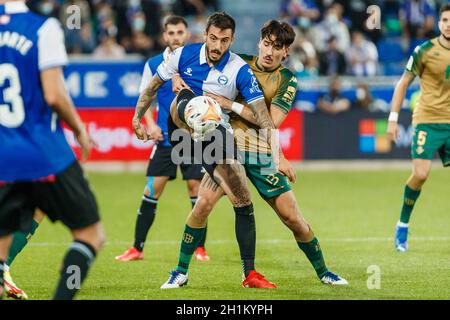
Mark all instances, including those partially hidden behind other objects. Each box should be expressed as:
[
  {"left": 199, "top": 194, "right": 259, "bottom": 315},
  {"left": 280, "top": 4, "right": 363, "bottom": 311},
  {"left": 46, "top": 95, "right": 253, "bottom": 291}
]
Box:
[
  {"left": 217, "top": 75, "right": 228, "bottom": 85},
  {"left": 184, "top": 68, "right": 193, "bottom": 77}
]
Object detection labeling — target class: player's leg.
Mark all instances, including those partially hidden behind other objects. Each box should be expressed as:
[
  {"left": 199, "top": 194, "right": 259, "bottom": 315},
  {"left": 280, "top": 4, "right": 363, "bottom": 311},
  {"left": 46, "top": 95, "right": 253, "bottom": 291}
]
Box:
[
  {"left": 0, "top": 183, "right": 35, "bottom": 299},
  {"left": 0, "top": 234, "right": 13, "bottom": 299},
  {"left": 266, "top": 191, "right": 347, "bottom": 285},
  {"left": 34, "top": 162, "right": 105, "bottom": 300},
  {"left": 395, "top": 124, "right": 445, "bottom": 252},
  {"left": 6, "top": 210, "right": 44, "bottom": 268},
  {"left": 161, "top": 173, "right": 224, "bottom": 289},
  {"left": 181, "top": 164, "right": 210, "bottom": 261}
]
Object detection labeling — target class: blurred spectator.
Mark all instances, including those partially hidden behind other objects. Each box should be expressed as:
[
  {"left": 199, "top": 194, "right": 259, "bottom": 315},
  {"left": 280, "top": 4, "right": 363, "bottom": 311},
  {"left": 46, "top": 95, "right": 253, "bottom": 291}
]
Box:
[
  {"left": 280, "top": 0, "right": 320, "bottom": 29},
  {"left": 317, "top": 76, "right": 351, "bottom": 115},
  {"left": 345, "top": 30, "right": 378, "bottom": 76},
  {"left": 60, "top": 0, "right": 96, "bottom": 54},
  {"left": 188, "top": 14, "right": 207, "bottom": 43},
  {"left": 353, "top": 83, "right": 373, "bottom": 111},
  {"left": 172, "top": 0, "right": 219, "bottom": 17},
  {"left": 93, "top": 26, "right": 126, "bottom": 58},
  {"left": 34, "top": 0, "right": 59, "bottom": 17},
  {"left": 120, "top": 10, "right": 156, "bottom": 55},
  {"left": 318, "top": 36, "right": 346, "bottom": 75},
  {"left": 285, "top": 29, "right": 318, "bottom": 77},
  {"left": 310, "top": 3, "right": 350, "bottom": 53},
  {"left": 115, "top": 0, "right": 163, "bottom": 54},
  {"left": 399, "top": 0, "right": 436, "bottom": 46}
]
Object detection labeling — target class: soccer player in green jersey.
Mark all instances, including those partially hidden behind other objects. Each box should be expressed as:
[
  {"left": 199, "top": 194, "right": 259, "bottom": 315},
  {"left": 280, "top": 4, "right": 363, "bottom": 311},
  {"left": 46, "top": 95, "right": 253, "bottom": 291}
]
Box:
[{"left": 388, "top": 4, "right": 450, "bottom": 252}]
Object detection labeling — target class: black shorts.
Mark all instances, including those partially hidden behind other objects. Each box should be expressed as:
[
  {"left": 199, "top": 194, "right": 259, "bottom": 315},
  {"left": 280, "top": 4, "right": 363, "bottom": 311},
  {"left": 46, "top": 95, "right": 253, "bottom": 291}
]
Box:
[
  {"left": 146, "top": 145, "right": 204, "bottom": 180},
  {"left": 193, "top": 124, "right": 242, "bottom": 178},
  {"left": 0, "top": 161, "right": 100, "bottom": 236}
]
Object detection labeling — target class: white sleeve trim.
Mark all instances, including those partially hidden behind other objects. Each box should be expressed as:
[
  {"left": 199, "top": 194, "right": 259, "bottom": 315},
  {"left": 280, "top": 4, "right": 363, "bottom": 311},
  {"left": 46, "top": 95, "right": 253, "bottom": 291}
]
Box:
[
  {"left": 139, "top": 62, "right": 153, "bottom": 94},
  {"left": 156, "top": 46, "right": 183, "bottom": 82},
  {"left": 37, "top": 18, "right": 68, "bottom": 71}
]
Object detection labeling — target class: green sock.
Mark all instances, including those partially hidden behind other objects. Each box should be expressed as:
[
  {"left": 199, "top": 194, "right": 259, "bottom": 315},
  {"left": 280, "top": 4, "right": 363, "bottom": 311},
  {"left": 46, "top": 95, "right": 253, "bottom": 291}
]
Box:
[
  {"left": 7, "top": 220, "right": 39, "bottom": 266},
  {"left": 176, "top": 224, "right": 206, "bottom": 274},
  {"left": 297, "top": 237, "right": 329, "bottom": 279},
  {"left": 399, "top": 185, "right": 421, "bottom": 224}
]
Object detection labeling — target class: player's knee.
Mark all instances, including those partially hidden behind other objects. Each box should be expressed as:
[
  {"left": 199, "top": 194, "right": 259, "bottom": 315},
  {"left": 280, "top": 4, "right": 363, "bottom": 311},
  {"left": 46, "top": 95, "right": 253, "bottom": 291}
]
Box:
[
  {"left": 187, "top": 180, "right": 199, "bottom": 196},
  {"left": 192, "top": 197, "right": 213, "bottom": 220},
  {"left": 413, "top": 167, "right": 430, "bottom": 182},
  {"left": 143, "top": 177, "right": 161, "bottom": 199}
]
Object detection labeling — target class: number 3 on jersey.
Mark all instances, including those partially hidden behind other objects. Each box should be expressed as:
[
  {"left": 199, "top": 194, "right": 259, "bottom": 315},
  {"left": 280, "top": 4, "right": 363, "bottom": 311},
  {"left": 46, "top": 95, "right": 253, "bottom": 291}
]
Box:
[{"left": 0, "top": 64, "right": 25, "bottom": 128}]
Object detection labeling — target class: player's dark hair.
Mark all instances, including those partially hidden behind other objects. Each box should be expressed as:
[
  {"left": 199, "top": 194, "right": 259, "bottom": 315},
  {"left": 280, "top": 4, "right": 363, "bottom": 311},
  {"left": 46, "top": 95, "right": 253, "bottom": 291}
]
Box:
[
  {"left": 206, "top": 12, "right": 235, "bottom": 34},
  {"left": 260, "top": 20, "right": 296, "bottom": 48},
  {"left": 439, "top": 3, "right": 450, "bottom": 18},
  {"left": 164, "top": 15, "right": 188, "bottom": 30}
]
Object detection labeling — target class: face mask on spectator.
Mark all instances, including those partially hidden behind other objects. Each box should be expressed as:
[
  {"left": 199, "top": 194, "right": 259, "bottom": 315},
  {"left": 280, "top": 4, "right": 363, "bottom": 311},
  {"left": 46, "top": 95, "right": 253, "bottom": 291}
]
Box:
[
  {"left": 326, "top": 14, "right": 338, "bottom": 24},
  {"left": 133, "top": 18, "right": 146, "bottom": 32},
  {"left": 129, "top": 0, "right": 141, "bottom": 8},
  {"left": 40, "top": 2, "right": 54, "bottom": 15}
]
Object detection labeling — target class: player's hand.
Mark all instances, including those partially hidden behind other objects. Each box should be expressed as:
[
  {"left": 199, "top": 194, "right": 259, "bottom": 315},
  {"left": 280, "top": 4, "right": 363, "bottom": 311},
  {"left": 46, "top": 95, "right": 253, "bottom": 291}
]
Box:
[
  {"left": 149, "top": 125, "right": 164, "bottom": 141},
  {"left": 132, "top": 116, "right": 150, "bottom": 141},
  {"left": 75, "top": 125, "right": 95, "bottom": 162},
  {"left": 387, "top": 121, "right": 400, "bottom": 143},
  {"left": 205, "top": 93, "right": 232, "bottom": 110},
  {"left": 172, "top": 74, "right": 190, "bottom": 94},
  {"left": 277, "top": 155, "right": 297, "bottom": 183}
]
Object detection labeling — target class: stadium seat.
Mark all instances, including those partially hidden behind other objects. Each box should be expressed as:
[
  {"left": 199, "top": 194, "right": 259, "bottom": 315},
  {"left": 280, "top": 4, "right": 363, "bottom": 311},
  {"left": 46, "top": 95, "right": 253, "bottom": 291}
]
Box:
[{"left": 377, "top": 38, "right": 405, "bottom": 63}]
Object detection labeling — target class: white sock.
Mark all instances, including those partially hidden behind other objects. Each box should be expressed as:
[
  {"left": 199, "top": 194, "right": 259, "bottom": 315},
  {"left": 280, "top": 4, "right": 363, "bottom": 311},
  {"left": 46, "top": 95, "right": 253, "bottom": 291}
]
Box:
[{"left": 397, "top": 221, "right": 409, "bottom": 228}]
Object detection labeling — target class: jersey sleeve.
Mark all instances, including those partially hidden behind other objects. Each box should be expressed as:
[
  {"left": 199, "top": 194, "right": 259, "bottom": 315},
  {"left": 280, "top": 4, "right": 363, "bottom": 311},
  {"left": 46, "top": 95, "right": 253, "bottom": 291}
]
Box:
[
  {"left": 271, "top": 70, "right": 298, "bottom": 113},
  {"left": 156, "top": 46, "right": 182, "bottom": 82},
  {"left": 37, "top": 18, "right": 69, "bottom": 71},
  {"left": 139, "top": 61, "right": 153, "bottom": 94},
  {"left": 405, "top": 44, "right": 427, "bottom": 77},
  {"left": 235, "top": 64, "right": 264, "bottom": 104}
]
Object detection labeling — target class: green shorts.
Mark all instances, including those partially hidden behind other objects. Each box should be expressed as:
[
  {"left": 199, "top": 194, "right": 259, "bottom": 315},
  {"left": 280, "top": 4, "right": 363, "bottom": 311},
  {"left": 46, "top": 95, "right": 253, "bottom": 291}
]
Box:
[
  {"left": 243, "top": 152, "right": 291, "bottom": 200},
  {"left": 412, "top": 124, "right": 450, "bottom": 167}
]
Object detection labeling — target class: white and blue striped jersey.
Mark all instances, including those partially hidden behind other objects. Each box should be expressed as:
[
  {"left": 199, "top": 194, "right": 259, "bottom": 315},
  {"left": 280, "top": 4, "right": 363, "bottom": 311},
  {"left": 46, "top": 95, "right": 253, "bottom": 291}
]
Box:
[
  {"left": 156, "top": 43, "right": 264, "bottom": 124},
  {"left": 0, "top": 1, "right": 75, "bottom": 182}
]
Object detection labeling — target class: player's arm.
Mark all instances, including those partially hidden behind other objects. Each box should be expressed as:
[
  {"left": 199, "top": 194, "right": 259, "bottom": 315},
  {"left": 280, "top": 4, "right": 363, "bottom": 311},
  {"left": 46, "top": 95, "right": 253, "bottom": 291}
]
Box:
[
  {"left": 387, "top": 71, "right": 415, "bottom": 143},
  {"left": 388, "top": 44, "right": 423, "bottom": 143},
  {"left": 133, "top": 47, "right": 183, "bottom": 140},
  {"left": 139, "top": 62, "right": 163, "bottom": 141},
  {"left": 132, "top": 75, "right": 164, "bottom": 141},
  {"left": 38, "top": 18, "right": 92, "bottom": 161},
  {"left": 41, "top": 67, "right": 92, "bottom": 161}
]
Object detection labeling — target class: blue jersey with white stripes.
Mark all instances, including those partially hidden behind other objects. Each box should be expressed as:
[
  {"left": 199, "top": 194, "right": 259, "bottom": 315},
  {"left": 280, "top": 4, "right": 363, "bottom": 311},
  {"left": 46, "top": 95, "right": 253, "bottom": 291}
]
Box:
[{"left": 0, "top": 2, "right": 75, "bottom": 182}]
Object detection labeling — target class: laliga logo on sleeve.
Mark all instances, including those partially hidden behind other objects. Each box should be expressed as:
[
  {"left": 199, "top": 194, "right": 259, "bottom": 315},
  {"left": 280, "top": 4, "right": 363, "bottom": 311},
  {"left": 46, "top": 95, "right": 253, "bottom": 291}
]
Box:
[{"left": 218, "top": 75, "right": 228, "bottom": 85}]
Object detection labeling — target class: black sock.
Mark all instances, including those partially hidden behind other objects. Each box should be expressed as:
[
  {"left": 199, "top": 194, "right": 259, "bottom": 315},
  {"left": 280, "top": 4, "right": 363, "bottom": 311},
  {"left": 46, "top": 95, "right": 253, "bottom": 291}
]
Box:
[
  {"left": 53, "top": 240, "right": 96, "bottom": 300},
  {"left": 177, "top": 88, "right": 195, "bottom": 123},
  {"left": 234, "top": 204, "right": 256, "bottom": 277},
  {"left": 134, "top": 195, "right": 157, "bottom": 251}
]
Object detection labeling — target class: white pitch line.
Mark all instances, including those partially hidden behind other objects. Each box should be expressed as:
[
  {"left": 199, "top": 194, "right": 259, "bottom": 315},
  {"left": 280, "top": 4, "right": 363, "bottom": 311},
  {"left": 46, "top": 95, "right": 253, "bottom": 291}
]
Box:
[{"left": 26, "top": 236, "right": 450, "bottom": 247}]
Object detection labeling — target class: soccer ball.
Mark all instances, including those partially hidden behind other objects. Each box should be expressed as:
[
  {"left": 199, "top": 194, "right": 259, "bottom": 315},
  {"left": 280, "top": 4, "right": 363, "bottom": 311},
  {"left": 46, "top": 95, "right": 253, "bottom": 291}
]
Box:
[{"left": 184, "top": 96, "right": 222, "bottom": 140}]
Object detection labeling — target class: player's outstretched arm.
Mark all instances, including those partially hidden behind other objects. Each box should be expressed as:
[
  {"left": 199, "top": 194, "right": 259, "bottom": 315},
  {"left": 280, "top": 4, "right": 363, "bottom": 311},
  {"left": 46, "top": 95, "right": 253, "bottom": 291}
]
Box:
[
  {"left": 41, "top": 67, "right": 92, "bottom": 161},
  {"left": 387, "top": 71, "right": 416, "bottom": 143},
  {"left": 132, "top": 75, "right": 164, "bottom": 141}
]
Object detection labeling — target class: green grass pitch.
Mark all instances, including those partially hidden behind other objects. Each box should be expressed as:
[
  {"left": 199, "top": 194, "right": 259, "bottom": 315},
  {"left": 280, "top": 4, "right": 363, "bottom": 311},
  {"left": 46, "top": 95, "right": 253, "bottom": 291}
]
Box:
[{"left": 8, "top": 168, "right": 450, "bottom": 300}]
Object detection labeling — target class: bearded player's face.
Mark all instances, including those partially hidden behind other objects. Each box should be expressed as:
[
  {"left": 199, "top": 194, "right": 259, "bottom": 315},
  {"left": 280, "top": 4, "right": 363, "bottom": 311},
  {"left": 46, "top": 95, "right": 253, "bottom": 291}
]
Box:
[
  {"left": 439, "top": 11, "right": 450, "bottom": 40},
  {"left": 204, "top": 26, "right": 233, "bottom": 63}
]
